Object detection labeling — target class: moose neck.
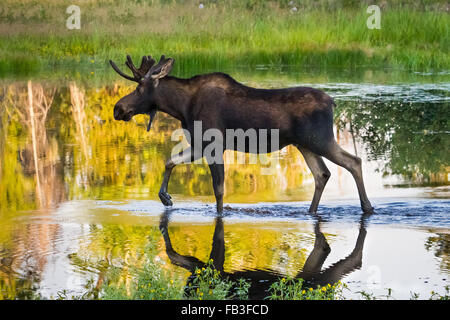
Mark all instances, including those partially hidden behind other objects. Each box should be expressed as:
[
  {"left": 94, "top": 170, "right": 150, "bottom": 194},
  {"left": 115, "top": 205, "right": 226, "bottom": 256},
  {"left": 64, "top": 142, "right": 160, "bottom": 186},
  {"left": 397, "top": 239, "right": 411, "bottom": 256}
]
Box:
[{"left": 155, "top": 76, "right": 193, "bottom": 123}]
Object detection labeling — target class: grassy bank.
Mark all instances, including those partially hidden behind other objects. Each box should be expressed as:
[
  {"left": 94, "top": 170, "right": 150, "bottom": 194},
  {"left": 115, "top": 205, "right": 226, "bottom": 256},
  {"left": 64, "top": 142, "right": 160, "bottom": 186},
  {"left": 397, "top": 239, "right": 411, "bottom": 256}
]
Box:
[{"left": 0, "top": 0, "right": 449, "bottom": 77}]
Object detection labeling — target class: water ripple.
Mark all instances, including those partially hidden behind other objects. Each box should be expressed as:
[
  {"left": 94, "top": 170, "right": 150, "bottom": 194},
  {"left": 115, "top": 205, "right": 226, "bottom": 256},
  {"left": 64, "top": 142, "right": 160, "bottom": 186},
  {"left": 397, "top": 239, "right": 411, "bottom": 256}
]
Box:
[
  {"left": 101, "top": 198, "right": 450, "bottom": 228},
  {"left": 298, "top": 82, "right": 450, "bottom": 103}
]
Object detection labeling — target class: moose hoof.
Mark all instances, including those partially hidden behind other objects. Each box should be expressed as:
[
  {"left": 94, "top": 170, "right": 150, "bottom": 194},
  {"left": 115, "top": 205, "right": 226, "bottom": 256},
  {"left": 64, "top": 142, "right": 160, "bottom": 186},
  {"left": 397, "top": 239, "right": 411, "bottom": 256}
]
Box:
[{"left": 159, "top": 191, "right": 173, "bottom": 207}]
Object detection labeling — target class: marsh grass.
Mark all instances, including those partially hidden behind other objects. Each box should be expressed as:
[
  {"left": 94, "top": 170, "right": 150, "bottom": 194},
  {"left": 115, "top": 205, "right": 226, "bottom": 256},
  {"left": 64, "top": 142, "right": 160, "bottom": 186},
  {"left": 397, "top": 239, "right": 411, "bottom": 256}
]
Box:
[
  {"left": 0, "top": 0, "right": 448, "bottom": 77},
  {"left": 185, "top": 261, "right": 245, "bottom": 300},
  {"left": 429, "top": 286, "right": 450, "bottom": 300},
  {"left": 267, "top": 277, "right": 346, "bottom": 300},
  {"left": 101, "top": 263, "right": 184, "bottom": 300}
]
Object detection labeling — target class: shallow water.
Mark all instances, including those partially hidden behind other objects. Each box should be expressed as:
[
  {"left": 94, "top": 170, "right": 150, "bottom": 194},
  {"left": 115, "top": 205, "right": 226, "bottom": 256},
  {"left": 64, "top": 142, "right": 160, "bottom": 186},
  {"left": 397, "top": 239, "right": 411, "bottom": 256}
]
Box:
[
  {"left": 0, "top": 67, "right": 449, "bottom": 299},
  {"left": 1, "top": 199, "right": 449, "bottom": 300}
]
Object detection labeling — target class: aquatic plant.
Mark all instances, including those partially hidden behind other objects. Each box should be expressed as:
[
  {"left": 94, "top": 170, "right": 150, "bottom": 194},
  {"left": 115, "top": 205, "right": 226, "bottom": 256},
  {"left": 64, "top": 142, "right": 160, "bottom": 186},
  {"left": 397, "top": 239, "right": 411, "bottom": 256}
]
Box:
[
  {"left": 184, "top": 260, "right": 246, "bottom": 300},
  {"left": 267, "top": 277, "right": 346, "bottom": 300}
]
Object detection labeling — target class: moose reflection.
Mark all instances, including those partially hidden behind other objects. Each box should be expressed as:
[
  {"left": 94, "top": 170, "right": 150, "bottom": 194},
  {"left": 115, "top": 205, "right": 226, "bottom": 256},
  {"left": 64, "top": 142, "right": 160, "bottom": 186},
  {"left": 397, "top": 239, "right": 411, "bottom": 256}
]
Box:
[{"left": 159, "top": 211, "right": 370, "bottom": 299}]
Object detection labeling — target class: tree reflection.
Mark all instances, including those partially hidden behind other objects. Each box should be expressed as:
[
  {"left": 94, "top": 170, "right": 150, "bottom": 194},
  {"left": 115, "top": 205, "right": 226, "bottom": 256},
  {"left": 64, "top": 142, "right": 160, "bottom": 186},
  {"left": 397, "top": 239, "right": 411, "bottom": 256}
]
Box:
[
  {"left": 425, "top": 233, "right": 449, "bottom": 272},
  {"left": 336, "top": 98, "right": 449, "bottom": 184}
]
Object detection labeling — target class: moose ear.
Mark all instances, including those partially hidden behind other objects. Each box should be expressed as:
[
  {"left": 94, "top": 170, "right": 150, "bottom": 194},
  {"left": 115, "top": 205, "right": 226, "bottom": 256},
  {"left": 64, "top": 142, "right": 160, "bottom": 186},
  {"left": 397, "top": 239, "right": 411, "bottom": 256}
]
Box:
[{"left": 151, "top": 58, "right": 174, "bottom": 81}]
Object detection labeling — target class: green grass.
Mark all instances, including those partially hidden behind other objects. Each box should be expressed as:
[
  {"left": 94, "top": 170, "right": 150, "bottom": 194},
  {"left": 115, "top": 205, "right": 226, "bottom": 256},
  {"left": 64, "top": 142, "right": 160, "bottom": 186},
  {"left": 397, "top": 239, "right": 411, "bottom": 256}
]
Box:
[
  {"left": 0, "top": 0, "right": 448, "bottom": 78},
  {"left": 61, "top": 258, "right": 449, "bottom": 300},
  {"left": 101, "top": 263, "right": 185, "bottom": 300},
  {"left": 267, "top": 277, "right": 346, "bottom": 300}
]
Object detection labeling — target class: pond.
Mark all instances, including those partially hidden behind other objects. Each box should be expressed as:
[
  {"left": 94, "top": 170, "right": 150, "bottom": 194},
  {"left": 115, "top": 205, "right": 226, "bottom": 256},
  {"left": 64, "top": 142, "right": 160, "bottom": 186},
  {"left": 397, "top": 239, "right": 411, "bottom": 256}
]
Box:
[{"left": 0, "top": 66, "right": 449, "bottom": 299}]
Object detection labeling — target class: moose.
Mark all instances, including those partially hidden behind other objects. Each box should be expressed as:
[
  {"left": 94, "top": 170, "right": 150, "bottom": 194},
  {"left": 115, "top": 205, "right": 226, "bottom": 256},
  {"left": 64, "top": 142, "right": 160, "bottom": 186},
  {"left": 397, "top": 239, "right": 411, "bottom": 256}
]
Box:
[{"left": 110, "top": 54, "right": 374, "bottom": 214}]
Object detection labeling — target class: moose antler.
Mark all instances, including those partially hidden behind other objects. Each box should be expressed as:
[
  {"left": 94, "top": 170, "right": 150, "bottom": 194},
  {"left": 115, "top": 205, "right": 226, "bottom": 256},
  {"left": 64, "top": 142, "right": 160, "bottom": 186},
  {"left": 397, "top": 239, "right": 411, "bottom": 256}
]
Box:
[
  {"left": 145, "top": 55, "right": 174, "bottom": 80},
  {"left": 109, "top": 55, "right": 156, "bottom": 82}
]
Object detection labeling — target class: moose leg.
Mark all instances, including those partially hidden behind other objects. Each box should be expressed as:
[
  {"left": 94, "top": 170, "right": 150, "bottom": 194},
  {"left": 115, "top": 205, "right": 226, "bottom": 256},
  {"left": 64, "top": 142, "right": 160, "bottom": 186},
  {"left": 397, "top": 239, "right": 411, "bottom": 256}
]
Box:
[
  {"left": 159, "top": 147, "right": 199, "bottom": 207},
  {"left": 298, "top": 217, "right": 330, "bottom": 277},
  {"left": 323, "top": 141, "right": 374, "bottom": 214},
  {"left": 209, "top": 217, "right": 225, "bottom": 272},
  {"left": 297, "top": 146, "right": 331, "bottom": 213},
  {"left": 159, "top": 210, "right": 206, "bottom": 271},
  {"left": 208, "top": 163, "right": 225, "bottom": 213}
]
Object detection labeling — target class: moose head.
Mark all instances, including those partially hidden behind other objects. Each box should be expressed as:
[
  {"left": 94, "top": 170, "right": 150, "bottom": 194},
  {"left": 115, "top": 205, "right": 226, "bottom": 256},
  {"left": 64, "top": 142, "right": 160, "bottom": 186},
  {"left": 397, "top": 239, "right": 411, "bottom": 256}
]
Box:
[{"left": 109, "top": 54, "right": 174, "bottom": 131}]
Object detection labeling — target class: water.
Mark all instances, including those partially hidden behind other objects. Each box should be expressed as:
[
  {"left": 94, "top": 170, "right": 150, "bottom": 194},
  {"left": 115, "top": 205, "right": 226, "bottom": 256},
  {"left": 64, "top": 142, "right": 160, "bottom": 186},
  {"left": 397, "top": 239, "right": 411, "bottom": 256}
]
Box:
[{"left": 0, "top": 67, "right": 449, "bottom": 299}]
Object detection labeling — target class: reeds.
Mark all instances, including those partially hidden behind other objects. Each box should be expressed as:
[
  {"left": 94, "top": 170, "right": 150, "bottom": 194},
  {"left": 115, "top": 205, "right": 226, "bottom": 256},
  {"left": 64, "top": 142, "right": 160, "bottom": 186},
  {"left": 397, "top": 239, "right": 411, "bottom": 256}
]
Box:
[{"left": 0, "top": 0, "right": 448, "bottom": 77}]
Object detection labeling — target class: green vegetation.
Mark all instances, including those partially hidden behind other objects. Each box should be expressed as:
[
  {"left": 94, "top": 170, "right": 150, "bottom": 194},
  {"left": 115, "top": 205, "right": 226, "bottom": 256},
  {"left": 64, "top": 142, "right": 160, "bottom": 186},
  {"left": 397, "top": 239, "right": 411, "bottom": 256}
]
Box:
[
  {"left": 101, "top": 261, "right": 185, "bottom": 300},
  {"left": 100, "top": 262, "right": 346, "bottom": 300},
  {"left": 0, "top": 0, "right": 449, "bottom": 78},
  {"left": 267, "top": 277, "right": 345, "bottom": 300},
  {"left": 184, "top": 262, "right": 239, "bottom": 300},
  {"left": 59, "top": 249, "right": 450, "bottom": 300}
]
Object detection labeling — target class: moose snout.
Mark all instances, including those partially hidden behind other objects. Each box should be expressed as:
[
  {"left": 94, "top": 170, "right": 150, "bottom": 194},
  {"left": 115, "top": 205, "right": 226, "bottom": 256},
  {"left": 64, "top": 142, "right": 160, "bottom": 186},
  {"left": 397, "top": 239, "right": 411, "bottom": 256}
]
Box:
[
  {"left": 113, "top": 103, "right": 123, "bottom": 120},
  {"left": 114, "top": 103, "right": 133, "bottom": 121}
]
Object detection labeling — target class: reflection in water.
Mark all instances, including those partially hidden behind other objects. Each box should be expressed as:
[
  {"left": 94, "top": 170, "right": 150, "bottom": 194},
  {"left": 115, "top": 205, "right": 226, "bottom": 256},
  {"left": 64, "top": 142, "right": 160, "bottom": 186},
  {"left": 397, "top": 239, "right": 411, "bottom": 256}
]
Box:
[
  {"left": 0, "top": 80, "right": 448, "bottom": 212},
  {"left": 2, "top": 81, "right": 65, "bottom": 209},
  {"left": 160, "top": 210, "right": 369, "bottom": 299},
  {"left": 0, "top": 223, "right": 59, "bottom": 299},
  {"left": 0, "top": 250, "right": 40, "bottom": 300},
  {"left": 334, "top": 94, "right": 449, "bottom": 185},
  {"left": 1, "top": 81, "right": 64, "bottom": 299},
  {"left": 0, "top": 73, "right": 449, "bottom": 299},
  {"left": 0, "top": 201, "right": 448, "bottom": 299},
  {"left": 425, "top": 233, "right": 450, "bottom": 273},
  {"left": 0, "top": 80, "right": 447, "bottom": 215}
]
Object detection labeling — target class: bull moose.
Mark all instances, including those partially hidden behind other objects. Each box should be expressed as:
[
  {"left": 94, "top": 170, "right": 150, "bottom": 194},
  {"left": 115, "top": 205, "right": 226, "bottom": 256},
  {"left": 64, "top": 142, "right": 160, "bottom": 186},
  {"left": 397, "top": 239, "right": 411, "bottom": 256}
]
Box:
[{"left": 109, "top": 54, "right": 374, "bottom": 214}]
